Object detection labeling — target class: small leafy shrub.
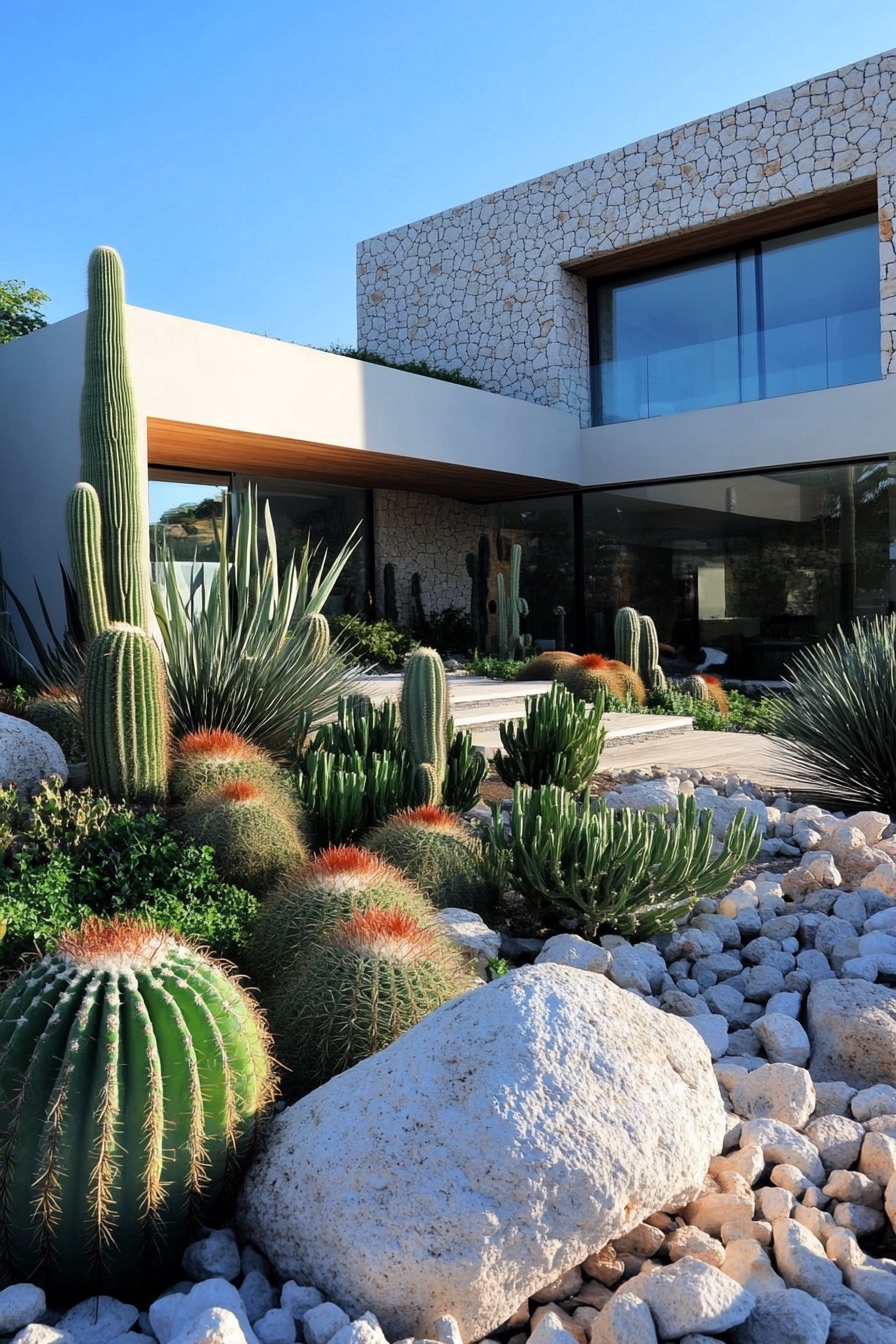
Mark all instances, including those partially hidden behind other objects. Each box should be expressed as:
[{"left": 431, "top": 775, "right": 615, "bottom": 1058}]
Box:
[
  {"left": 365, "top": 805, "right": 499, "bottom": 917},
  {"left": 169, "top": 728, "right": 286, "bottom": 804},
  {"left": 334, "top": 614, "right": 416, "bottom": 670},
  {"left": 494, "top": 682, "right": 606, "bottom": 791},
  {"left": 0, "top": 779, "right": 258, "bottom": 968},
  {"left": 324, "top": 344, "right": 482, "bottom": 388},
  {"left": 426, "top": 605, "right": 475, "bottom": 655},
  {"left": 0, "top": 915, "right": 274, "bottom": 1299},
  {"left": 179, "top": 779, "right": 307, "bottom": 894},
  {"left": 772, "top": 615, "right": 896, "bottom": 810},
  {"left": 465, "top": 653, "right": 522, "bottom": 681},
  {"left": 486, "top": 784, "right": 760, "bottom": 938}
]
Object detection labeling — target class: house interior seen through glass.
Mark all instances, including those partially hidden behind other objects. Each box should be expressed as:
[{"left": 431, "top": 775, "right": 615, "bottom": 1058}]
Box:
[{"left": 590, "top": 211, "right": 881, "bottom": 425}]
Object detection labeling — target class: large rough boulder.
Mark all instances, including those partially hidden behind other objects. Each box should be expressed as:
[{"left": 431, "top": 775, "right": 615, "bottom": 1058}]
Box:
[
  {"left": 238, "top": 964, "right": 725, "bottom": 1343},
  {"left": 0, "top": 713, "right": 67, "bottom": 793},
  {"left": 807, "top": 979, "right": 896, "bottom": 1089}
]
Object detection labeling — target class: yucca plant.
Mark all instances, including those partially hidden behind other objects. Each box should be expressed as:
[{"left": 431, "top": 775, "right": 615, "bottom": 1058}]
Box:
[
  {"left": 493, "top": 682, "right": 606, "bottom": 791},
  {"left": 0, "top": 916, "right": 274, "bottom": 1300},
  {"left": 486, "top": 785, "right": 760, "bottom": 937},
  {"left": 152, "top": 488, "right": 357, "bottom": 756},
  {"left": 772, "top": 615, "right": 896, "bottom": 810}
]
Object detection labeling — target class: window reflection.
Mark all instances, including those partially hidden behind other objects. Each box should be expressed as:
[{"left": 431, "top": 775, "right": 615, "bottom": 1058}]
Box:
[{"left": 489, "top": 496, "right": 576, "bottom": 650}]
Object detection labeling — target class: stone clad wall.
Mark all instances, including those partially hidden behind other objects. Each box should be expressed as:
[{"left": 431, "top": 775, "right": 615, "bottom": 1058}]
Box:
[
  {"left": 357, "top": 51, "right": 896, "bottom": 423},
  {"left": 372, "top": 490, "right": 493, "bottom": 626}
]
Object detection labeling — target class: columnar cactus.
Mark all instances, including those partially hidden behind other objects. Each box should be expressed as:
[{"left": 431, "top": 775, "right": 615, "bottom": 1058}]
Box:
[
  {"left": 465, "top": 534, "right": 490, "bottom": 652},
  {"left": 83, "top": 623, "right": 169, "bottom": 804},
  {"left": 614, "top": 607, "right": 641, "bottom": 672},
  {"left": 401, "top": 647, "right": 448, "bottom": 805},
  {"left": 639, "top": 614, "right": 667, "bottom": 692},
  {"left": 65, "top": 483, "right": 109, "bottom": 642},
  {"left": 0, "top": 916, "right": 274, "bottom": 1300},
  {"left": 78, "top": 246, "right": 152, "bottom": 632},
  {"left": 496, "top": 543, "right": 530, "bottom": 659}
]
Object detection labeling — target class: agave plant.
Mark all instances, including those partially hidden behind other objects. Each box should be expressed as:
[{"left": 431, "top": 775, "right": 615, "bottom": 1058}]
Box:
[
  {"left": 153, "top": 489, "right": 357, "bottom": 756},
  {"left": 772, "top": 615, "right": 896, "bottom": 810}
]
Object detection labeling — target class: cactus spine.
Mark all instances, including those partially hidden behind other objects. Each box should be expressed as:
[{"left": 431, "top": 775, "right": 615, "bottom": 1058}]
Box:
[
  {"left": 66, "top": 483, "right": 110, "bottom": 641},
  {"left": 0, "top": 917, "right": 274, "bottom": 1300},
  {"left": 401, "top": 647, "right": 448, "bottom": 805},
  {"left": 67, "top": 248, "right": 170, "bottom": 803},
  {"left": 83, "top": 624, "right": 169, "bottom": 804},
  {"left": 79, "top": 247, "right": 152, "bottom": 631},
  {"left": 614, "top": 607, "right": 640, "bottom": 671},
  {"left": 383, "top": 562, "right": 398, "bottom": 624}
]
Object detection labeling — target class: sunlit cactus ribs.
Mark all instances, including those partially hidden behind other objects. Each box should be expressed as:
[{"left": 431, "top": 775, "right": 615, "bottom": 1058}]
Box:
[{"left": 0, "top": 916, "right": 275, "bottom": 1301}]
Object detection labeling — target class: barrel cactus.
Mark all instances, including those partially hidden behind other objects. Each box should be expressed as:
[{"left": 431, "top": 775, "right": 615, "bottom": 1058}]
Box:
[
  {"left": 700, "top": 674, "right": 729, "bottom": 716},
  {"left": 605, "top": 659, "right": 648, "bottom": 705},
  {"left": 516, "top": 651, "right": 581, "bottom": 681},
  {"left": 83, "top": 623, "right": 169, "bottom": 804},
  {"left": 169, "top": 729, "right": 285, "bottom": 805},
  {"left": 296, "top": 611, "right": 331, "bottom": 668},
  {"left": 559, "top": 654, "right": 627, "bottom": 705},
  {"left": 246, "top": 845, "right": 435, "bottom": 994},
  {"left": 179, "top": 780, "right": 307, "bottom": 895},
  {"left": 365, "top": 806, "right": 499, "bottom": 917},
  {"left": 27, "top": 690, "right": 85, "bottom": 763},
  {"left": 0, "top": 916, "right": 274, "bottom": 1300}
]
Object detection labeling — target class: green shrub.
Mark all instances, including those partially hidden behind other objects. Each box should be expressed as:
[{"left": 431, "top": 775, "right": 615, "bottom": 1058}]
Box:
[
  {"left": 365, "top": 805, "right": 499, "bottom": 917},
  {"left": 0, "top": 780, "right": 257, "bottom": 968},
  {"left": 486, "top": 785, "right": 761, "bottom": 938},
  {"left": 334, "top": 614, "right": 416, "bottom": 670},
  {"left": 465, "top": 653, "right": 521, "bottom": 681},
  {"left": 426, "top": 605, "right": 475, "bottom": 655},
  {"left": 493, "top": 682, "right": 606, "bottom": 791},
  {"left": 772, "top": 616, "right": 896, "bottom": 810}
]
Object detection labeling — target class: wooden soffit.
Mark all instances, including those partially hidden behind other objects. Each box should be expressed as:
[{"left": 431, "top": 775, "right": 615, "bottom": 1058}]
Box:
[
  {"left": 147, "top": 418, "right": 575, "bottom": 503},
  {"left": 563, "top": 177, "right": 879, "bottom": 280}
]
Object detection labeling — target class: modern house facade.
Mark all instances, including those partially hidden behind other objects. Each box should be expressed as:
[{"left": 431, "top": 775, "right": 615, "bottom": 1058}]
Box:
[{"left": 2, "top": 50, "right": 895, "bottom": 676}]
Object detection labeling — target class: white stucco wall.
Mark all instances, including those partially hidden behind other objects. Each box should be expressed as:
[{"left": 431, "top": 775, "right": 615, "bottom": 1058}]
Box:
[{"left": 357, "top": 49, "right": 896, "bottom": 424}]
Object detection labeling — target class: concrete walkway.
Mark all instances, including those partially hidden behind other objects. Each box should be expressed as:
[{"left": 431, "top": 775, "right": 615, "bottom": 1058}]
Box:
[{"left": 353, "top": 671, "right": 818, "bottom": 796}]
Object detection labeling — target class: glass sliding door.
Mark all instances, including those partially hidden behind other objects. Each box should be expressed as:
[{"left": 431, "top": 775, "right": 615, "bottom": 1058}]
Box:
[
  {"left": 149, "top": 469, "right": 230, "bottom": 603},
  {"left": 489, "top": 495, "right": 576, "bottom": 650}
]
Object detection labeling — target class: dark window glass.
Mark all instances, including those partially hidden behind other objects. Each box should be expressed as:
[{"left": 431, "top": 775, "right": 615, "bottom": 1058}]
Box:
[
  {"left": 591, "top": 212, "right": 880, "bottom": 425},
  {"left": 489, "top": 495, "right": 576, "bottom": 651}
]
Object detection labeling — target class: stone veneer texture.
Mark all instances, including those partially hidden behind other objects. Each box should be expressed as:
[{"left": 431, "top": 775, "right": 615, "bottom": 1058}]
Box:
[
  {"left": 357, "top": 51, "right": 896, "bottom": 423},
  {"left": 372, "top": 490, "right": 493, "bottom": 626}
]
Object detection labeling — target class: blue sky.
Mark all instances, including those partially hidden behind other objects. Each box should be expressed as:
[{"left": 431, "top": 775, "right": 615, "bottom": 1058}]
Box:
[{"left": 5, "top": 1, "right": 894, "bottom": 349}]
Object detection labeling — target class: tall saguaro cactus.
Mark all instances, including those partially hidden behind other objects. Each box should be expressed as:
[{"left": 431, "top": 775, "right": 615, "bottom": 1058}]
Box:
[
  {"left": 401, "top": 647, "right": 449, "bottom": 805},
  {"left": 79, "top": 246, "right": 152, "bottom": 632},
  {"left": 496, "top": 542, "right": 530, "bottom": 660}
]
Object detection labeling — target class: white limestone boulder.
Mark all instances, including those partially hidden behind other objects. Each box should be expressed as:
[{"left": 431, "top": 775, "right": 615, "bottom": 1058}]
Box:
[
  {"left": 0, "top": 713, "right": 67, "bottom": 793},
  {"left": 807, "top": 979, "right": 896, "bottom": 1089},
  {"left": 237, "top": 965, "right": 725, "bottom": 1344}
]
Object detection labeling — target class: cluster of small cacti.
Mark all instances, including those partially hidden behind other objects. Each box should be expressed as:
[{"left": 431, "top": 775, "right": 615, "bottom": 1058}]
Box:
[
  {"left": 614, "top": 606, "right": 666, "bottom": 694},
  {"left": 179, "top": 778, "right": 307, "bottom": 895},
  {"left": 365, "top": 805, "right": 499, "bottom": 918},
  {"left": 248, "top": 845, "right": 471, "bottom": 1094},
  {"left": 495, "top": 542, "right": 531, "bottom": 660},
  {"left": 26, "top": 689, "right": 85, "bottom": 762},
  {"left": 66, "top": 247, "right": 170, "bottom": 803},
  {"left": 0, "top": 916, "right": 274, "bottom": 1299}
]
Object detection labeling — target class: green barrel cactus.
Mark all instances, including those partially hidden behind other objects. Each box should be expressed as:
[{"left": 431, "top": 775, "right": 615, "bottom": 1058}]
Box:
[
  {"left": 401, "top": 647, "right": 448, "bottom": 804},
  {"left": 679, "top": 674, "right": 728, "bottom": 715},
  {"left": 296, "top": 611, "right": 331, "bottom": 668},
  {"left": 0, "top": 916, "right": 274, "bottom": 1300},
  {"left": 83, "top": 623, "right": 169, "bottom": 804},
  {"left": 614, "top": 607, "right": 640, "bottom": 672},
  {"left": 679, "top": 673, "right": 713, "bottom": 701},
  {"left": 179, "top": 780, "right": 307, "bottom": 895},
  {"left": 27, "top": 691, "right": 85, "bottom": 763},
  {"left": 169, "top": 728, "right": 285, "bottom": 805},
  {"left": 365, "top": 805, "right": 499, "bottom": 918},
  {"left": 516, "top": 650, "right": 581, "bottom": 681}
]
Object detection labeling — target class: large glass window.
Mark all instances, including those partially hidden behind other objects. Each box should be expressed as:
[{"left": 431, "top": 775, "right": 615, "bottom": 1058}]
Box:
[
  {"left": 489, "top": 495, "right": 576, "bottom": 650},
  {"left": 591, "top": 212, "right": 880, "bottom": 425},
  {"left": 582, "top": 460, "right": 896, "bottom": 678}
]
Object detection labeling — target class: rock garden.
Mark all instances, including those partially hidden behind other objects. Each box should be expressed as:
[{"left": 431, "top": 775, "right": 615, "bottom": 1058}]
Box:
[{"left": 3, "top": 248, "right": 896, "bottom": 1344}]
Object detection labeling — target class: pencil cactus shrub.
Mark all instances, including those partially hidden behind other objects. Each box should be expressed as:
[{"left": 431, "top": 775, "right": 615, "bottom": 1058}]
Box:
[
  {"left": 83, "top": 624, "right": 169, "bottom": 805},
  {"left": 639, "top": 614, "right": 667, "bottom": 693},
  {"left": 494, "top": 681, "right": 606, "bottom": 791},
  {"left": 516, "top": 650, "right": 581, "bottom": 681},
  {"left": 558, "top": 653, "right": 627, "bottom": 705},
  {"left": 179, "top": 780, "right": 307, "bottom": 895},
  {"left": 614, "top": 607, "right": 641, "bottom": 673},
  {"left": 0, "top": 915, "right": 275, "bottom": 1301},
  {"left": 442, "top": 719, "right": 487, "bottom": 812},
  {"left": 365, "top": 805, "right": 499, "bottom": 918},
  {"left": 169, "top": 728, "right": 285, "bottom": 805},
  {"left": 246, "top": 845, "right": 436, "bottom": 994},
  {"left": 26, "top": 689, "right": 85, "bottom": 763},
  {"left": 401, "top": 646, "right": 449, "bottom": 804},
  {"left": 270, "top": 905, "right": 474, "bottom": 1095}
]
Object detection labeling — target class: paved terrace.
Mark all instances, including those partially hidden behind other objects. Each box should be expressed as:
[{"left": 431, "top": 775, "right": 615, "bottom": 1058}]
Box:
[{"left": 354, "top": 674, "right": 818, "bottom": 797}]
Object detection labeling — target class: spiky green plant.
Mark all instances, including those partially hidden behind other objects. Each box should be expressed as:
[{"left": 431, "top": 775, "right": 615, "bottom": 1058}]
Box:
[
  {"left": 153, "top": 488, "right": 357, "bottom": 756},
  {"left": 312, "top": 695, "right": 403, "bottom": 759},
  {"left": 679, "top": 673, "right": 712, "bottom": 701},
  {"left": 83, "top": 623, "right": 169, "bottom": 804},
  {"left": 290, "top": 749, "right": 413, "bottom": 848},
  {"left": 486, "top": 785, "right": 760, "bottom": 938},
  {"left": 246, "top": 845, "right": 436, "bottom": 993},
  {"left": 65, "top": 483, "right": 109, "bottom": 642},
  {"left": 772, "top": 615, "right": 896, "bottom": 810},
  {"left": 365, "top": 805, "right": 498, "bottom": 917},
  {"left": 269, "top": 904, "right": 472, "bottom": 1094},
  {"left": 639, "top": 614, "right": 666, "bottom": 692},
  {"left": 26, "top": 691, "right": 85, "bottom": 763},
  {"left": 295, "top": 611, "right": 331, "bottom": 668},
  {"left": 169, "top": 728, "right": 285, "bottom": 805},
  {"left": 494, "top": 682, "right": 606, "bottom": 790},
  {"left": 516, "top": 651, "right": 581, "bottom": 681},
  {"left": 0, "top": 916, "right": 274, "bottom": 1300},
  {"left": 614, "top": 607, "right": 640, "bottom": 671},
  {"left": 179, "top": 780, "right": 307, "bottom": 895},
  {"left": 443, "top": 719, "right": 487, "bottom": 812},
  {"left": 401, "top": 647, "right": 448, "bottom": 804}
]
